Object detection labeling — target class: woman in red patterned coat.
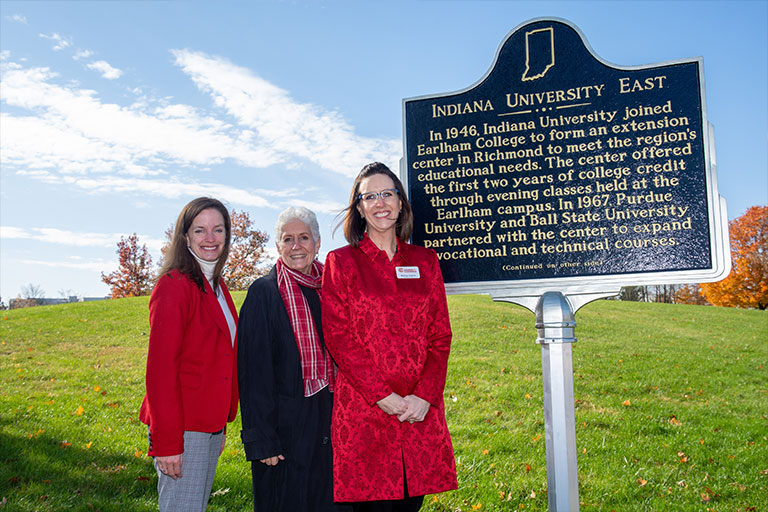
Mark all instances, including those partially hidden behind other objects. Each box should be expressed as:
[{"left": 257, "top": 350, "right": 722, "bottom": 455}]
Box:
[{"left": 322, "top": 162, "right": 457, "bottom": 511}]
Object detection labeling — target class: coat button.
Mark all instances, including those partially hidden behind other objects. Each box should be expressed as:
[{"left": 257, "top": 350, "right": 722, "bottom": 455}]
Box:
[{"left": 322, "top": 436, "right": 330, "bottom": 445}]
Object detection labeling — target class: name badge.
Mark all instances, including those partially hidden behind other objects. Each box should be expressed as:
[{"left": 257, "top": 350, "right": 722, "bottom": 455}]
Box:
[{"left": 395, "top": 266, "right": 420, "bottom": 279}]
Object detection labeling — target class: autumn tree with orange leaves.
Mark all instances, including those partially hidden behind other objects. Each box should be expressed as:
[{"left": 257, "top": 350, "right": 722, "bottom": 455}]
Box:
[
  {"left": 701, "top": 206, "right": 767, "bottom": 310},
  {"left": 101, "top": 234, "right": 154, "bottom": 298},
  {"left": 159, "top": 209, "right": 270, "bottom": 291}
]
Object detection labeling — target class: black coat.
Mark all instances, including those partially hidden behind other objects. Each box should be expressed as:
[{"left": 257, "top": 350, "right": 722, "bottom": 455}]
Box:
[{"left": 237, "top": 267, "right": 344, "bottom": 512}]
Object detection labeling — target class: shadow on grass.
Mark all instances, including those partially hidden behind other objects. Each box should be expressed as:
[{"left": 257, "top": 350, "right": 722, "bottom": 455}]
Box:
[{"left": 0, "top": 430, "right": 156, "bottom": 511}]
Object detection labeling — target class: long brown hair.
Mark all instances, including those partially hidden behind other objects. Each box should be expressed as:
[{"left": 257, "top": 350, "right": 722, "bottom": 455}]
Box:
[
  {"left": 337, "top": 162, "right": 413, "bottom": 246},
  {"left": 158, "top": 197, "right": 232, "bottom": 292}
]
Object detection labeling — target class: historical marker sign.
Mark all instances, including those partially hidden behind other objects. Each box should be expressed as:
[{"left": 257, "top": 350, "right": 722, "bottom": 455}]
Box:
[{"left": 403, "top": 18, "right": 729, "bottom": 294}]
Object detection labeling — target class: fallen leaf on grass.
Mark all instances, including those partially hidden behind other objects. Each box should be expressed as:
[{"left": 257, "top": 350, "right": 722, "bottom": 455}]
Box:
[
  {"left": 134, "top": 449, "right": 144, "bottom": 458},
  {"left": 93, "top": 386, "right": 101, "bottom": 392},
  {"left": 482, "top": 449, "right": 489, "bottom": 455},
  {"left": 525, "top": 463, "right": 532, "bottom": 473},
  {"left": 97, "top": 464, "right": 126, "bottom": 474},
  {"left": 85, "top": 442, "right": 92, "bottom": 449},
  {"left": 637, "top": 478, "right": 648, "bottom": 486},
  {"left": 136, "top": 476, "right": 150, "bottom": 482},
  {"left": 73, "top": 405, "right": 84, "bottom": 416},
  {"left": 622, "top": 399, "right": 631, "bottom": 406},
  {"left": 668, "top": 416, "right": 682, "bottom": 426},
  {"left": 471, "top": 503, "right": 482, "bottom": 510},
  {"left": 60, "top": 441, "right": 71, "bottom": 447}
]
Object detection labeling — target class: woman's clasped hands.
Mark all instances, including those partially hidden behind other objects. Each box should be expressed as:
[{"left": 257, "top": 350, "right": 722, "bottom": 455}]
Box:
[{"left": 376, "top": 392, "right": 431, "bottom": 424}]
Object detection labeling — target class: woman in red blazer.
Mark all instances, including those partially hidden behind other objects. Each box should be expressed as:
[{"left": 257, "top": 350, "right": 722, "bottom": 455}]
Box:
[
  {"left": 322, "top": 163, "right": 457, "bottom": 511},
  {"left": 140, "top": 197, "right": 238, "bottom": 511}
]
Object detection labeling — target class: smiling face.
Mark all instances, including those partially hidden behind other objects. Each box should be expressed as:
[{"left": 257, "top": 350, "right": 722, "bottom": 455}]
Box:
[
  {"left": 277, "top": 219, "right": 321, "bottom": 275},
  {"left": 185, "top": 207, "right": 227, "bottom": 262},
  {"left": 356, "top": 173, "right": 402, "bottom": 238}
]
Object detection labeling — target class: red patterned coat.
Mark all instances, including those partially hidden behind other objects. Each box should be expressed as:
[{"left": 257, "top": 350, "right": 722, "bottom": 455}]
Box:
[{"left": 321, "top": 235, "right": 457, "bottom": 502}]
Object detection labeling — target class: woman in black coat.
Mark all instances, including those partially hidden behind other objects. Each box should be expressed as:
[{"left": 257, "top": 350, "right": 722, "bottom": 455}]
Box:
[{"left": 237, "top": 206, "right": 348, "bottom": 512}]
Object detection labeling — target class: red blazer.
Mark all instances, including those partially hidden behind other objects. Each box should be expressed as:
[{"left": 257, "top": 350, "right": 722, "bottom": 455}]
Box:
[
  {"left": 322, "top": 235, "right": 457, "bottom": 501},
  {"left": 139, "top": 270, "right": 238, "bottom": 457}
]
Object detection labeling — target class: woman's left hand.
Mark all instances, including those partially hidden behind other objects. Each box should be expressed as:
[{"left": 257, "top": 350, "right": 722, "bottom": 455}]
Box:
[{"left": 398, "top": 394, "right": 430, "bottom": 423}]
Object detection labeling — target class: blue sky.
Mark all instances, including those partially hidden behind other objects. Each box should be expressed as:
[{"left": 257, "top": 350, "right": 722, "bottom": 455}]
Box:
[{"left": 1, "top": 0, "right": 766, "bottom": 300}]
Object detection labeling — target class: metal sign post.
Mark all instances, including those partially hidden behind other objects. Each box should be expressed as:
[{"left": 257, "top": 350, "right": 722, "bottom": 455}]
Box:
[
  {"left": 495, "top": 288, "right": 618, "bottom": 512},
  {"left": 536, "top": 291, "right": 579, "bottom": 511}
]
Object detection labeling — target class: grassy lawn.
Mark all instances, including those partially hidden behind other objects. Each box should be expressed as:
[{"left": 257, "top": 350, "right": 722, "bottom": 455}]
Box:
[{"left": 1, "top": 294, "right": 766, "bottom": 511}]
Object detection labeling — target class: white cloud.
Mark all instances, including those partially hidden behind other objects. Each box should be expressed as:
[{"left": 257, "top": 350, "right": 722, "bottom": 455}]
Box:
[
  {"left": 8, "top": 14, "right": 27, "bottom": 24},
  {"left": 0, "top": 226, "right": 31, "bottom": 239},
  {"left": 39, "top": 32, "right": 72, "bottom": 51},
  {"left": 0, "top": 51, "right": 386, "bottom": 212},
  {"left": 171, "top": 49, "right": 401, "bottom": 177},
  {"left": 18, "top": 257, "right": 115, "bottom": 272},
  {"left": 1, "top": 225, "right": 165, "bottom": 251},
  {"left": 63, "top": 175, "right": 276, "bottom": 208},
  {"left": 86, "top": 59, "right": 123, "bottom": 79},
  {"left": 0, "top": 62, "right": 282, "bottom": 178},
  {"left": 73, "top": 49, "right": 94, "bottom": 60},
  {"left": 290, "top": 198, "right": 347, "bottom": 215}
]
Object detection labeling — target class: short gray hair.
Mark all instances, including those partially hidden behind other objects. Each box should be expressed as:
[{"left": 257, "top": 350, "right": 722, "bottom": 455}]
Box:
[{"left": 275, "top": 206, "right": 320, "bottom": 242}]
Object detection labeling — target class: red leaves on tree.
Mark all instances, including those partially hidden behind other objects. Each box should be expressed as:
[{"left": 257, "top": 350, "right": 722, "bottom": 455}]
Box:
[
  {"left": 701, "top": 206, "right": 768, "bottom": 309},
  {"left": 101, "top": 234, "right": 154, "bottom": 298},
  {"left": 223, "top": 209, "right": 270, "bottom": 291}
]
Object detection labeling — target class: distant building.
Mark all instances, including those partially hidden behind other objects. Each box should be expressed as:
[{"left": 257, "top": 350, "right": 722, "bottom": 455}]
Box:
[{"left": 8, "top": 296, "right": 110, "bottom": 309}]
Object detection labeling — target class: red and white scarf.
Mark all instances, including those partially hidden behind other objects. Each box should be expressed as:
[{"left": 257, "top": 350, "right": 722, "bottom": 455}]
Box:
[{"left": 276, "top": 259, "right": 335, "bottom": 397}]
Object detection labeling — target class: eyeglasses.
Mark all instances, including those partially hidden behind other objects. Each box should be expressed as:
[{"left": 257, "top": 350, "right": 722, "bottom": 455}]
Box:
[{"left": 357, "top": 188, "right": 399, "bottom": 203}]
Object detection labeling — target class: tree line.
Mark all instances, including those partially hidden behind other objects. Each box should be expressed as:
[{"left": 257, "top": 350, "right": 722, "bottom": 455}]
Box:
[
  {"left": 5, "top": 206, "right": 764, "bottom": 310},
  {"left": 616, "top": 206, "right": 766, "bottom": 310}
]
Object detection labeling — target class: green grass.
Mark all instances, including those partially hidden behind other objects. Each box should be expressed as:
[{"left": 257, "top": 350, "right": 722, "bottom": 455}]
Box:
[{"left": 1, "top": 295, "right": 766, "bottom": 511}]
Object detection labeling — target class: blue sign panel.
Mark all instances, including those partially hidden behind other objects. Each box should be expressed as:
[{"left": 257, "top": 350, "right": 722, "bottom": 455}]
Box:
[{"left": 404, "top": 19, "right": 714, "bottom": 285}]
